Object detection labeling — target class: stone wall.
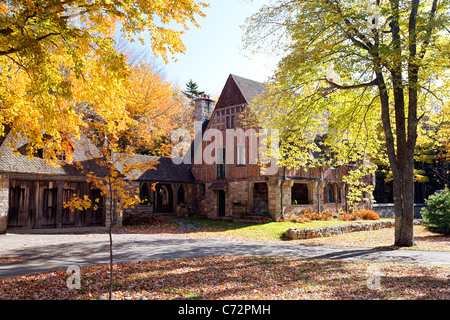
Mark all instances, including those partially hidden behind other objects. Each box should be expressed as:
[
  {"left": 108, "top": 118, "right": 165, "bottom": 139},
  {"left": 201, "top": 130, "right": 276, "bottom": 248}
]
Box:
[
  {"left": 285, "top": 220, "right": 395, "bottom": 240},
  {"left": 227, "top": 181, "right": 249, "bottom": 214},
  {"left": 372, "top": 203, "right": 426, "bottom": 218},
  {"left": 0, "top": 173, "right": 9, "bottom": 233}
]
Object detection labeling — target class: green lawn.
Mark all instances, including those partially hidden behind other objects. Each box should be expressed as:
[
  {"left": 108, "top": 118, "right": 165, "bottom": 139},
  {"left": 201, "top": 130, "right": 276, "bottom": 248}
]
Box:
[{"left": 184, "top": 217, "right": 393, "bottom": 241}]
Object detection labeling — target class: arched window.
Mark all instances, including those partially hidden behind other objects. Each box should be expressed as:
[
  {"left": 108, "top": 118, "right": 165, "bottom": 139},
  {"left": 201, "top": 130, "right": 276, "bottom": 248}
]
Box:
[{"left": 139, "top": 183, "right": 150, "bottom": 205}]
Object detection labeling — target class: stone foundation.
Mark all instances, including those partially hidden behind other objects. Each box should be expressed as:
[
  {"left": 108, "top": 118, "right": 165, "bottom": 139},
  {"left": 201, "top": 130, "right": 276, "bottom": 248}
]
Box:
[
  {"left": 0, "top": 173, "right": 9, "bottom": 234},
  {"left": 285, "top": 220, "right": 395, "bottom": 240}
]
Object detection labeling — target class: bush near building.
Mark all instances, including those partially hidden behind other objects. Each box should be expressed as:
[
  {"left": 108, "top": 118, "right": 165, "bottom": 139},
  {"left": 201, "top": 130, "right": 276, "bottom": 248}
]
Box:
[{"left": 422, "top": 188, "right": 450, "bottom": 235}]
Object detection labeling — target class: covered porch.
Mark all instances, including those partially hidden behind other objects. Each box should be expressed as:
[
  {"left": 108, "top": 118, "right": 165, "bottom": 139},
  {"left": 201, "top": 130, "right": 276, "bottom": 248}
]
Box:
[{"left": 136, "top": 181, "right": 194, "bottom": 216}]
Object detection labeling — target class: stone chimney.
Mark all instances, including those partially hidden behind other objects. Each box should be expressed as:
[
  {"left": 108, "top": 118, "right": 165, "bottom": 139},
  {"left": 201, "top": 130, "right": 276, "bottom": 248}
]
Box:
[{"left": 194, "top": 94, "right": 215, "bottom": 131}]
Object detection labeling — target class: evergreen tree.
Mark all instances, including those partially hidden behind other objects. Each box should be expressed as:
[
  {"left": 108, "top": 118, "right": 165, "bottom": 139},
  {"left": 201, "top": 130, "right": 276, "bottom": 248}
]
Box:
[{"left": 183, "top": 79, "right": 205, "bottom": 99}]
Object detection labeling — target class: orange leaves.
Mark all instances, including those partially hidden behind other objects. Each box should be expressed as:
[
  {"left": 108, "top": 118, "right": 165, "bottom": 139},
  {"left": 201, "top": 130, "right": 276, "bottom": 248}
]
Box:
[
  {"left": 338, "top": 211, "right": 358, "bottom": 221},
  {"left": 337, "top": 210, "right": 380, "bottom": 221},
  {"left": 281, "top": 209, "right": 380, "bottom": 223},
  {"left": 282, "top": 209, "right": 333, "bottom": 223},
  {"left": 64, "top": 194, "right": 93, "bottom": 212},
  {"left": 122, "top": 62, "right": 191, "bottom": 156},
  {"left": 0, "top": 255, "right": 448, "bottom": 300},
  {"left": 355, "top": 210, "right": 380, "bottom": 220},
  {"left": 1, "top": 0, "right": 206, "bottom": 161}
]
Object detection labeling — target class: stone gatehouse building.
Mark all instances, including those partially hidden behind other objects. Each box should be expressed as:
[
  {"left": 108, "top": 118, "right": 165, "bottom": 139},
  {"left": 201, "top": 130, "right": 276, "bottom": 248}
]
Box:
[
  {"left": 0, "top": 74, "right": 373, "bottom": 233},
  {"left": 190, "top": 74, "right": 373, "bottom": 222}
]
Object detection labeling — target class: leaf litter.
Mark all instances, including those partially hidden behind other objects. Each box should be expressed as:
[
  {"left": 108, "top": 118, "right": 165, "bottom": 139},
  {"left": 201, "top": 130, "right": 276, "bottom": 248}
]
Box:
[{"left": 0, "top": 256, "right": 448, "bottom": 300}]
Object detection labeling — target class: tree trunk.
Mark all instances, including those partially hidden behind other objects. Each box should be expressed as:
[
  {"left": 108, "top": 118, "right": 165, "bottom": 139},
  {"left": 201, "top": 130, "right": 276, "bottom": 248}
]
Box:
[
  {"left": 377, "top": 69, "right": 415, "bottom": 247},
  {"left": 108, "top": 184, "right": 114, "bottom": 300},
  {"left": 109, "top": 217, "right": 113, "bottom": 300},
  {"left": 392, "top": 159, "right": 415, "bottom": 247}
]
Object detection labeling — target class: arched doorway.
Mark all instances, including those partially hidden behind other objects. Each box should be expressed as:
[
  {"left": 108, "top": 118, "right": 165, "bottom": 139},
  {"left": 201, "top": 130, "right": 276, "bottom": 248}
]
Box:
[
  {"left": 156, "top": 184, "right": 173, "bottom": 213},
  {"left": 177, "top": 185, "right": 185, "bottom": 205}
]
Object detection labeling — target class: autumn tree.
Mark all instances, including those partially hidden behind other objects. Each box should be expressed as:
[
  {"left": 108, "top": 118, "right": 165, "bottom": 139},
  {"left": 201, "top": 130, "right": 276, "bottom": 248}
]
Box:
[
  {"left": 0, "top": 0, "right": 207, "bottom": 161},
  {"left": 66, "top": 125, "right": 157, "bottom": 300},
  {"left": 118, "top": 62, "right": 194, "bottom": 156},
  {"left": 244, "top": 0, "right": 450, "bottom": 246},
  {"left": 1, "top": 0, "right": 207, "bottom": 299}
]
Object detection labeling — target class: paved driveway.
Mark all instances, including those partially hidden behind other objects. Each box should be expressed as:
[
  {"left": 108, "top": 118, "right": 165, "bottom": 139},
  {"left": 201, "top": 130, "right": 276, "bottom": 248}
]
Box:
[{"left": 1, "top": 231, "right": 449, "bottom": 279}]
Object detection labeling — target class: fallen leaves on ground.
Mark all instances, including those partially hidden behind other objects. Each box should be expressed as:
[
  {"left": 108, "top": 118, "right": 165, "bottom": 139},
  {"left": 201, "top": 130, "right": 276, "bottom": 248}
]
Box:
[
  {"left": 0, "top": 257, "right": 24, "bottom": 264},
  {"left": 0, "top": 256, "right": 448, "bottom": 300},
  {"left": 297, "top": 226, "right": 450, "bottom": 251}
]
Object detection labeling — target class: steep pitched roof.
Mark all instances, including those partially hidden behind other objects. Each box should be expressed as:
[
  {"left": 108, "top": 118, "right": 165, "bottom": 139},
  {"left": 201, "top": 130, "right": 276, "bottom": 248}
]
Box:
[
  {"left": 231, "top": 74, "right": 266, "bottom": 104},
  {"left": 215, "top": 74, "right": 266, "bottom": 109},
  {"left": 113, "top": 153, "right": 195, "bottom": 183},
  {"left": 0, "top": 131, "right": 107, "bottom": 177}
]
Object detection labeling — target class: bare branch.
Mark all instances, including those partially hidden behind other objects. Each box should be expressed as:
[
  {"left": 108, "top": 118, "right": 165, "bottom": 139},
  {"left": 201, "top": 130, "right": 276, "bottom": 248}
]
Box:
[{"left": 319, "top": 78, "right": 378, "bottom": 91}]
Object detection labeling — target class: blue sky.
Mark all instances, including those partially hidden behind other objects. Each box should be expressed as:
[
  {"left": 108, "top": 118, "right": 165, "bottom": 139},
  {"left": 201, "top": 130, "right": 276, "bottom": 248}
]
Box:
[{"left": 123, "top": 0, "right": 277, "bottom": 98}]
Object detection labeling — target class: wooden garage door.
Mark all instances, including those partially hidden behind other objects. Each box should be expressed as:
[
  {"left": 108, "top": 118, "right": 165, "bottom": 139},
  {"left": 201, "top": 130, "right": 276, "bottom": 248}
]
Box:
[
  {"left": 7, "top": 180, "right": 56, "bottom": 229},
  {"left": 7, "top": 180, "right": 105, "bottom": 229},
  {"left": 7, "top": 182, "right": 30, "bottom": 229}
]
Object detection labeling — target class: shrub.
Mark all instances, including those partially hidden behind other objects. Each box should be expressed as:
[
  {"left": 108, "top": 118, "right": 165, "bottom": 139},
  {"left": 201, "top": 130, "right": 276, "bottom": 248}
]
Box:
[
  {"left": 301, "top": 210, "right": 333, "bottom": 221},
  {"left": 355, "top": 209, "right": 380, "bottom": 220},
  {"left": 336, "top": 209, "right": 379, "bottom": 221},
  {"left": 421, "top": 188, "right": 450, "bottom": 235},
  {"left": 282, "top": 209, "right": 333, "bottom": 223},
  {"left": 337, "top": 211, "right": 358, "bottom": 221}
]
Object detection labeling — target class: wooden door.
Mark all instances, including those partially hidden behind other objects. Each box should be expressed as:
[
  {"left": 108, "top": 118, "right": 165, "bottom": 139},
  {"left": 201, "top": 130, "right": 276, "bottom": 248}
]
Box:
[
  {"left": 41, "top": 186, "right": 57, "bottom": 228},
  {"left": 156, "top": 184, "right": 173, "bottom": 213},
  {"left": 62, "top": 182, "right": 79, "bottom": 227},
  {"left": 7, "top": 180, "right": 33, "bottom": 229},
  {"left": 218, "top": 190, "right": 226, "bottom": 217},
  {"left": 7, "top": 185, "right": 25, "bottom": 228},
  {"left": 86, "top": 188, "right": 104, "bottom": 226}
]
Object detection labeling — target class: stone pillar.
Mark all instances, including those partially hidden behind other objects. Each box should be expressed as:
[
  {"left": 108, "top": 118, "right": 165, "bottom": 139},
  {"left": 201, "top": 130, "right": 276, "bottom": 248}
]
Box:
[
  {"left": 267, "top": 180, "right": 280, "bottom": 221},
  {"left": 0, "top": 173, "right": 9, "bottom": 233},
  {"left": 267, "top": 179, "right": 292, "bottom": 221},
  {"left": 173, "top": 183, "right": 180, "bottom": 216},
  {"left": 104, "top": 195, "right": 123, "bottom": 228}
]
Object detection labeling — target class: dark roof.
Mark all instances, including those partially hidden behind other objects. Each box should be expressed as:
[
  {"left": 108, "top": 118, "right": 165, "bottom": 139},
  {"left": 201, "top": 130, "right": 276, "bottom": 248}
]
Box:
[
  {"left": 215, "top": 74, "right": 266, "bottom": 109},
  {"left": 113, "top": 153, "right": 195, "bottom": 183},
  {"left": 231, "top": 74, "right": 266, "bottom": 104},
  {"left": 0, "top": 132, "right": 106, "bottom": 177},
  {"left": 208, "top": 181, "right": 227, "bottom": 190}
]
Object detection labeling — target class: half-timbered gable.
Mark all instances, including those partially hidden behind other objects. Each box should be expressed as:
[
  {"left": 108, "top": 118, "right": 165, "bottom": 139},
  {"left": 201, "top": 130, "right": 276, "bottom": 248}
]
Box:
[{"left": 192, "top": 74, "right": 373, "bottom": 221}]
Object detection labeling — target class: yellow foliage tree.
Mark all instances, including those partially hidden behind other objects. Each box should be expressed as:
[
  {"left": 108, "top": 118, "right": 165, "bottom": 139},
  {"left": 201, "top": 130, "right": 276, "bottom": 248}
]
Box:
[
  {"left": 119, "top": 62, "right": 193, "bottom": 156},
  {"left": 244, "top": 0, "right": 450, "bottom": 246},
  {"left": 1, "top": 0, "right": 207, "bottom": 300},
  {"left": 0, "top": 0, "right": 207, "bottom": 161}
]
